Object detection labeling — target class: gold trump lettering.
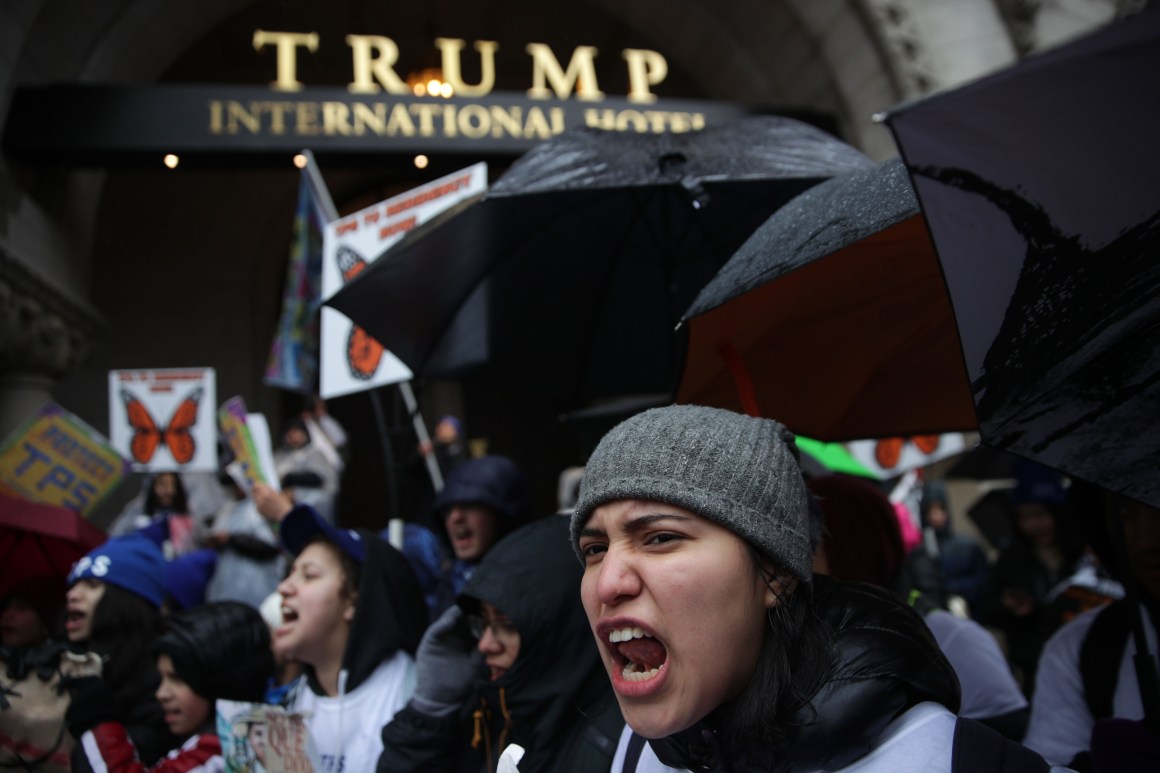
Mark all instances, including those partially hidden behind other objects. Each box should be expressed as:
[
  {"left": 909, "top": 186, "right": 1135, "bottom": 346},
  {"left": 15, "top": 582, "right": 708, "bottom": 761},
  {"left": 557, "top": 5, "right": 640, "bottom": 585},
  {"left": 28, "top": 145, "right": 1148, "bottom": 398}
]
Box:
[
  {"left": 252, "top": 30, "right": 668, "bottom": 103},
  {"left": 208, "top": 99, "right": 706, "bottom": 139}
]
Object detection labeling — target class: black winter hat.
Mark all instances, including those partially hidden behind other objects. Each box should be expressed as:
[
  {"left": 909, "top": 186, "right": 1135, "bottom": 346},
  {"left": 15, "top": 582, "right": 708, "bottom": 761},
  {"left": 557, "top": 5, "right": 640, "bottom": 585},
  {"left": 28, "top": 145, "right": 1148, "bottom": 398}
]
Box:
[
  {"left": 152, "top": 601, "right": 273, "bottom": 702},
  {"left": 433, "top": 455, "right": 529, "bottom": 525}
]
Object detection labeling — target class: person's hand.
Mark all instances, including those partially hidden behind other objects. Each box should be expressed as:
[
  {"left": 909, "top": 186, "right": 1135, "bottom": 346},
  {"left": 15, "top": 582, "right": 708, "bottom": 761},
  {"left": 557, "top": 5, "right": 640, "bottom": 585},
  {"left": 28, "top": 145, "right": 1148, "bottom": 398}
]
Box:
[
  {"left": 1000, "top": 589, "right": 1035, "bottom": 617},
  {"left": 418, "top": 439, "right": 434, "bottom": 456},
  {"left": 410, "top": 605, "right": 483, "bottom": 717},
  {"left": 59, "top": 651, "right": 103, "bottom": 680},
  {"left": 253, "top": 482, "right": 294, "bottom": 523},
  {"left": 60, "top": 653, "right": 114, "bottom": 733},
  {"left": 204, "top": 531, "right": 230, "bottom": 550}
]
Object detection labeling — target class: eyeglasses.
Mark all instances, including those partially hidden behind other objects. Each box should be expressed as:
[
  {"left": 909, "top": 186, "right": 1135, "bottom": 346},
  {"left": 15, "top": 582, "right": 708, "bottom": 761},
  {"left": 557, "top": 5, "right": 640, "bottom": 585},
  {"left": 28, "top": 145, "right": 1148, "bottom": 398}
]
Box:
[{"left": 467, "top": 613, "right": 519, "bottom": 641}]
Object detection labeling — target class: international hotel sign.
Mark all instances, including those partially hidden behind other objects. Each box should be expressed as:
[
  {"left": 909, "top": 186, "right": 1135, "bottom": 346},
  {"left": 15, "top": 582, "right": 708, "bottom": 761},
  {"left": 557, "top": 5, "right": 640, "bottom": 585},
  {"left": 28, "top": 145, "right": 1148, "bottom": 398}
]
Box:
[{"left": 2, "top": 32, "right": 817, "bottom": 160}]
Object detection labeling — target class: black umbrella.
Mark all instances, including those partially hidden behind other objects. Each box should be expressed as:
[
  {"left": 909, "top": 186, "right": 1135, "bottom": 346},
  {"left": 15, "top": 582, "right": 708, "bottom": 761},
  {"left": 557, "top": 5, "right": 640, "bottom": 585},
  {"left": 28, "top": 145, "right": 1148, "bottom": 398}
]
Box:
[
  {"left": 326, "top": 117, "right": 872, "bottom": 414},
  {"left": 886, "top": 6, "right": 1160, "bottom": 733},
  {"left": 885, "top": 7, "right": 1160, "bottom": 510},
  {"left": 676, "top": 157, "right": 975, "bottom": 440}
]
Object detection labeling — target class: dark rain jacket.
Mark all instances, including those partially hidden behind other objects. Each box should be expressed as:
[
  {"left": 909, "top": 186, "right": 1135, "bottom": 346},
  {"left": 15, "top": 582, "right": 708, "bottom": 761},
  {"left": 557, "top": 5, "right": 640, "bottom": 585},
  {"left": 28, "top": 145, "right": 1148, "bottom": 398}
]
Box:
[
  {"left": 378, "top": 514, "right": 623, "bottom": 773},
  {"left": 651, "top": 576, "right": 964, "bottom": 772}
]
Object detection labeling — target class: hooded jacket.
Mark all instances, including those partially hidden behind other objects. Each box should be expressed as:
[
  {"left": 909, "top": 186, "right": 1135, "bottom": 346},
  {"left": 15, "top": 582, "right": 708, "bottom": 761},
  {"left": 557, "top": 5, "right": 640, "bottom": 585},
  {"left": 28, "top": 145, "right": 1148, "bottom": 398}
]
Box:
[
  {"left": 286, "top": 525, "right": 428, "bottom": 773},
  {"left": 651, "top": 576, "right": 962, "bottom": 772},
  {"left": 379, "top": 515, "right": 623, "bottom": 773},
  {"left": 463, "top": 514, "right": 622, "bottom": 772}
]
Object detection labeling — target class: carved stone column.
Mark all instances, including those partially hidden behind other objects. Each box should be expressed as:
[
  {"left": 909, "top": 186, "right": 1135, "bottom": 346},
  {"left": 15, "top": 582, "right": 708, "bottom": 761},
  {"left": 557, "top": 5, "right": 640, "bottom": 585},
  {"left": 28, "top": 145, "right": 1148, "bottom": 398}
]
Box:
[{"left": 0, "top": 248, "right": 102, "bottom": 439}]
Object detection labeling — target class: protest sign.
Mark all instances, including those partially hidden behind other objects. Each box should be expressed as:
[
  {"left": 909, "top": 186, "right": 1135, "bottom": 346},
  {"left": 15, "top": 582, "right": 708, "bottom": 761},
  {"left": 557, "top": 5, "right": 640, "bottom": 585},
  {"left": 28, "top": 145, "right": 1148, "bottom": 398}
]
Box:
[
  {"left": 217, "top": 396, "right": 279, "bottom": 491},
  {"left": 108, "top": 368, "right": 217, "bottom": 472},
  {"left": 0, "top": 402, "right": 129, "bottom": 515},
  {"left": 845, "top": 432, "right": 970, "bottom": 480},
  {"left": 319, "top": 162, "right": 487, "bottom": 398}
]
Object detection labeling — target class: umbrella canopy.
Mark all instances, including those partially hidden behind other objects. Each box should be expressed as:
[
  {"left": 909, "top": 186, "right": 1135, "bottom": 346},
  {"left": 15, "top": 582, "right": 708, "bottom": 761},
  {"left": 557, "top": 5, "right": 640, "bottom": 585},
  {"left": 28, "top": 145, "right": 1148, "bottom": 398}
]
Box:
[
  {"left": 885, "top": 7, "right": 1160, "bottom": 510},
  {"left": 0, "top": 491, "right": 107, "bottom": 599},
  {"left": 327, "top": 117, "right": 872, "bottom": 413},
  {"left": 677, "top": 157, "right": 975, "bottom": 440}
]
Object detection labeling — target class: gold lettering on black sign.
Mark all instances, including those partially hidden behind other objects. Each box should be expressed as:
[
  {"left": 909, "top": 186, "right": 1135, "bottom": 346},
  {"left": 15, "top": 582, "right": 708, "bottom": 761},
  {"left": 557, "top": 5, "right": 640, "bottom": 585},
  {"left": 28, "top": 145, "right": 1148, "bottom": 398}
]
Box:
[{"left": 208, "top": 99, "right": 700, "bottom": 139}]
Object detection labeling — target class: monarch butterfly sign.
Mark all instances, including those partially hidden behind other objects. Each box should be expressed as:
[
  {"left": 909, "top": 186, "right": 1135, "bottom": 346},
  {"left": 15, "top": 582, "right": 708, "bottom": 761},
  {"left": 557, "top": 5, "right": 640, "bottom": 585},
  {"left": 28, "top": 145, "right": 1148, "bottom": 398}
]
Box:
[
  {"left": 108, "top": 368, "right": 218, "bottom": 472},
  {"left": 319, "top": 162, "right": 488, "bottom": 398}
]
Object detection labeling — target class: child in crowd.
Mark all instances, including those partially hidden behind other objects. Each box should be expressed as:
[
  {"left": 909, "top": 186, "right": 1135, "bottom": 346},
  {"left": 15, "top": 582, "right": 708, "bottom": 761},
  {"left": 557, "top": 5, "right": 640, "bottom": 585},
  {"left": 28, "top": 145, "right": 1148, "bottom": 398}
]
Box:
[
  {"left": 274, "top": 504, "right": 427, "bottom": 773},
  {"left": 65, "top": 601, "right": 273, "bottom": 771}
]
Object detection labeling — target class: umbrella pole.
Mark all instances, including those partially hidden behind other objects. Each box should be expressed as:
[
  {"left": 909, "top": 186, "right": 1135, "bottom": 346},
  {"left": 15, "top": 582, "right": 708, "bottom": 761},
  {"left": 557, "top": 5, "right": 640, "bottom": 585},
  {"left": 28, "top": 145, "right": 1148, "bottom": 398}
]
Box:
[
  {"left": 397, "top": 381, "right": 444, "bottom": 493},
  {"left": 1107, "top": 498, "right": 1160, "bottom": 734},
  {"left": 369, "top": 388, "right": 403, "bottom": 549}
]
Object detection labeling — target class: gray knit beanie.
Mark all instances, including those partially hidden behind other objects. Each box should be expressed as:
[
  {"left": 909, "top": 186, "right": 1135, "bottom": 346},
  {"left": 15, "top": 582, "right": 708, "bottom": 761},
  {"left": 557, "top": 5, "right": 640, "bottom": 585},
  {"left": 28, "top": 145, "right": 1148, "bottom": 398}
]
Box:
[{"left": 570, "top": 405, "right": 812, "bottom": 583}]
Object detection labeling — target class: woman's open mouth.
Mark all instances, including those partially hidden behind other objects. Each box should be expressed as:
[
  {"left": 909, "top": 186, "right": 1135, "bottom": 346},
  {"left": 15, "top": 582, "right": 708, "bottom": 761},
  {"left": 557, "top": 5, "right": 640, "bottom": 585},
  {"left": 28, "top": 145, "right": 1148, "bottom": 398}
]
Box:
[
  {"left": 64, "top": 610, "right": 86, "bottom": 633},
  {"left": 602, "top": 622, "right": 669, "bottom": 695},
  {"left": 275, "top": 606, "right": 299, "bottom": 636}
]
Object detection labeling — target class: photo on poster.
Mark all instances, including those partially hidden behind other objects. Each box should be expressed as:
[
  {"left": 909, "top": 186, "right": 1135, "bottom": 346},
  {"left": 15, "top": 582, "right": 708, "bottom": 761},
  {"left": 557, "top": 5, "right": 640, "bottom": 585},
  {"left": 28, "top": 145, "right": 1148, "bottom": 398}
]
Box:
[
  {"left": 217, "top": 700, "right": 319, "bottom": 773},
  {"left": 107, "top": 368, "right": 217, "bottom": 473}
]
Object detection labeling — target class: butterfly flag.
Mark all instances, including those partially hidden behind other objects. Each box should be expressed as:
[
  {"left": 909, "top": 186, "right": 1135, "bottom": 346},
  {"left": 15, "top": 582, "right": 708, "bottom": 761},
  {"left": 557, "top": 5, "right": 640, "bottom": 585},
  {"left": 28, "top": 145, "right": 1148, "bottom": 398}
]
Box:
[
  {"left": 0, "top": 401, "right": 130, "bottom": 516},
  {"left": 265, "top": 152, "right": 338, "bottom": 394},
  {"left": 108, "top": 368, "right": 218, "bottom": 472},
  {"left": 319, "top": 162, "right": 488, "bottom": 399}
]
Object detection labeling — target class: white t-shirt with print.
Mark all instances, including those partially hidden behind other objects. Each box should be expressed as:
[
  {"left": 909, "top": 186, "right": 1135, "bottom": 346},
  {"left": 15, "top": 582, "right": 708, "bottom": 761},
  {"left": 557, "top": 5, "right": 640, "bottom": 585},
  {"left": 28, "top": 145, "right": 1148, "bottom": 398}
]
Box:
[{"left": 288, "top": 651, "right": 416, "bottom": 773}]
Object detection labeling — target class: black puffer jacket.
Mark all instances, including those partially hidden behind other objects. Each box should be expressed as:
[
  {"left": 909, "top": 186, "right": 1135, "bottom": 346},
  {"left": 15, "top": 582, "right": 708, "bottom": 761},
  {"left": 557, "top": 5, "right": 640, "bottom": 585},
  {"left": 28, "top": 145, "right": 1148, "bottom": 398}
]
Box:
[{"left": 653, "top": 575, "right": 961, "bottom": 772}]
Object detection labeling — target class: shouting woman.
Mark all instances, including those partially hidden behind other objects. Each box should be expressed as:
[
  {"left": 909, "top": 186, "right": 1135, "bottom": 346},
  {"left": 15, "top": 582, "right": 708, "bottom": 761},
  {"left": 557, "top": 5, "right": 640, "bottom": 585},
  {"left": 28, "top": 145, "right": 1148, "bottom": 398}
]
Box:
[{"left": 570, "top": 405, "right": 1053, "bottom": 772}]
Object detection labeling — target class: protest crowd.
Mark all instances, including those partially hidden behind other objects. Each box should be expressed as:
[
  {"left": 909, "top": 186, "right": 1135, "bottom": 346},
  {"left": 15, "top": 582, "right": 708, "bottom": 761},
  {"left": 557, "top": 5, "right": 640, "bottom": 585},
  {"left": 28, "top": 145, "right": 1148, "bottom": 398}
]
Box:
[{"left": 3, "top": 396, "right": 1157, "bottom": 772}]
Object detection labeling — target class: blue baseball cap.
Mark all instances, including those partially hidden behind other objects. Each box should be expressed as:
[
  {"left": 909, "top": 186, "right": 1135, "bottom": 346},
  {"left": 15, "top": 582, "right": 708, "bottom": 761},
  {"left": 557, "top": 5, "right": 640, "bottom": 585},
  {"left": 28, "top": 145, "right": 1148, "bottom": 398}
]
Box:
[{"left": 280, "top": 505, "right": 365, "bottom": 563}]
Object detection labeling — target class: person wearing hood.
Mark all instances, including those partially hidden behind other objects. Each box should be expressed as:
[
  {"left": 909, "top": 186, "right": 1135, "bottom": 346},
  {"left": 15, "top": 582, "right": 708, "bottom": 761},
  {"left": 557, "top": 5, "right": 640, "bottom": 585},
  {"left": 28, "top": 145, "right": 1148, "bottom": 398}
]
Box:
[
  {"left": 64, "top": 601, "right": 272, "bottom": 772},
  {"left": 979, "top": 463, "right": 1086, "bottom": 694},
  {"left": 273, "top": 504, "right": 427, "bottom": 773},
  {"left": 921, "top": 481, "right": 990, "bottom": 613},
  {"left": 571, "top": 405, "right": 1051, "bottom": 773},
  {"left": 401, "top": 455, "right": 530, "bottom": 621},
  {"left": 378, "top": 514, "right": 624, "bottom": 773}
]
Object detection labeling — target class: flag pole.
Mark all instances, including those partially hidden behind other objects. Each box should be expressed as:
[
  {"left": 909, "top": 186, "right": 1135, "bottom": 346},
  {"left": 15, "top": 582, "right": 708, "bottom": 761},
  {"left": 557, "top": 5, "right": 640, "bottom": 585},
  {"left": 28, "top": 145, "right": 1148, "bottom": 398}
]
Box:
[
  {"left": 300, "top": 149, "right": 338, "bottom": 221},
  {"left": 302, "top": 149, "right": 442, "bottom": 547}
]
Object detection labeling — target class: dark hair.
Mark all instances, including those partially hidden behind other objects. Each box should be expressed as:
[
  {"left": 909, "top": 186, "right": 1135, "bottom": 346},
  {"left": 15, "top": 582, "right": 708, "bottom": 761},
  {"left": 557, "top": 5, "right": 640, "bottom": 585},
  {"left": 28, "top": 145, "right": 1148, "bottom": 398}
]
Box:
[
  {"left": 144, "top": 472, "right": 188, "bottom": 515},
  {"left": 86, "top": 583, "right": 167, "bottom": 715},
  {"left": 710, "top": 546, "right": 834, "bottom": 765},
  {"left": 153, "top": 601, "right": 274, "bottom": 702}
]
